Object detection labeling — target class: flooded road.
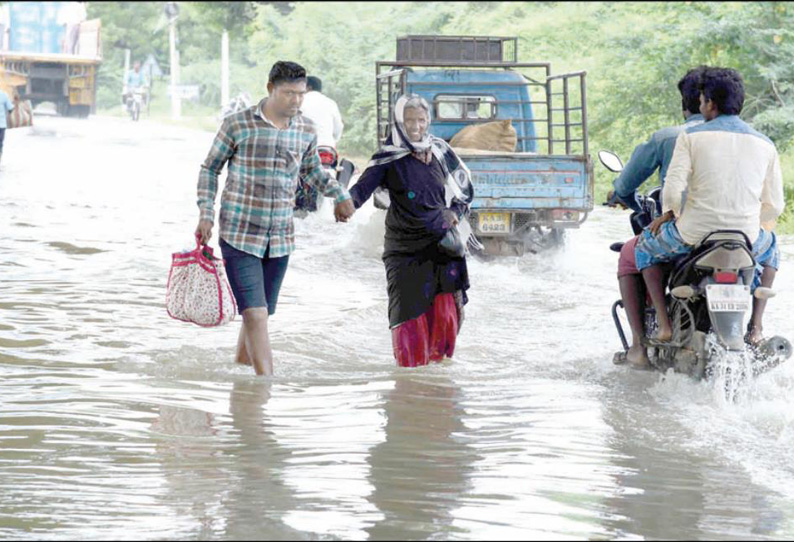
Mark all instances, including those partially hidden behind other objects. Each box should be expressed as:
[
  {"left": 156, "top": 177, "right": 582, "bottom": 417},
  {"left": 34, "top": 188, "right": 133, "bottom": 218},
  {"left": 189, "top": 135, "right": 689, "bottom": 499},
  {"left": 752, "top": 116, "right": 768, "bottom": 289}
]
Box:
[{"left": 2, "top": 115, "right": 794, "bottom": 540}]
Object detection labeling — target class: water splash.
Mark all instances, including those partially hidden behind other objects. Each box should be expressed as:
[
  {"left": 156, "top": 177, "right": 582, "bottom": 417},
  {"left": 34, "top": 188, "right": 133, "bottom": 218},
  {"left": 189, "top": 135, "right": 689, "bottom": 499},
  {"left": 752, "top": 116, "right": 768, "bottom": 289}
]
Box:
[{"left": 704, "top": 333, "right": 757, "bottom": 405}]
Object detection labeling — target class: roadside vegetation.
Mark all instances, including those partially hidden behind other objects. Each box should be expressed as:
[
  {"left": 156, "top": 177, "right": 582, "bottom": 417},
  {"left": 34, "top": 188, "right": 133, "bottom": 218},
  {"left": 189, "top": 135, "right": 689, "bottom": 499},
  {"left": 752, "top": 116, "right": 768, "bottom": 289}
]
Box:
[{"left": 90, "top": 1, "right": 794, "bottom": 231}]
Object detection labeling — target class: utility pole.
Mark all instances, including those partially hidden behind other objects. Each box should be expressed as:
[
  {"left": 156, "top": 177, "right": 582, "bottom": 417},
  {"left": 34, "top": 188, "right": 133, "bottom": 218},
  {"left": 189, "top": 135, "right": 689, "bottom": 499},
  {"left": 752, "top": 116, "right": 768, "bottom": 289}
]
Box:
[
  {"left": 165, "top": 2, "right": 181, "bottom": 119},
  {"left": 221, "top": 29, "right": 229, "bottom": 108},
  {"left": 123, "top": 48, "right": 130, "bottom": 98}
]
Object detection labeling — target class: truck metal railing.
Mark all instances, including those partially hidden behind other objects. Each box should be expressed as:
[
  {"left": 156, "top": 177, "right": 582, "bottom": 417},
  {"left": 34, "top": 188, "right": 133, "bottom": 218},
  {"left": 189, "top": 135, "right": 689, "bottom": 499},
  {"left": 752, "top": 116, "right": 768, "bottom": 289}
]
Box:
[
  {"left": 375, "top": 60, "right": 588, "bottom": 158},
  {"left": 376, "top": 67, "right": 408, "bottom": 144},
  {"left": 546, "top": 71, "right": 589, "bottom": 157},
  {"left": 396, "top": 35, "right": 519, "bottom": 65}
]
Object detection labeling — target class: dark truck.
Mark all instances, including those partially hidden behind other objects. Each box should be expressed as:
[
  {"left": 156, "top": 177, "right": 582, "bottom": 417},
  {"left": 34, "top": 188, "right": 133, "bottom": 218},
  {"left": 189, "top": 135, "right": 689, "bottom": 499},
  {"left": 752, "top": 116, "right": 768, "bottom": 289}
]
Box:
[
  {"left": 375, "top": 35, "right": 593, "bottom": 256},
  {"left": 0, "top": 2, "right": 102, "bottom": 118}
]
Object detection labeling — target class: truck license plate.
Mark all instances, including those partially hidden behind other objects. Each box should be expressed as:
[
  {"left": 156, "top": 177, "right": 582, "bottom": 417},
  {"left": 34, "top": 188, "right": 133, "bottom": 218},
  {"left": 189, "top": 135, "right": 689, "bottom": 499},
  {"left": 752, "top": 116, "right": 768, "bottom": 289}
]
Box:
[
  {"left": 478, "top": 212, "right": 510, "bottom": 234},
  {"left": 706, "top": 284, "right": 750, "bottom": 312}
]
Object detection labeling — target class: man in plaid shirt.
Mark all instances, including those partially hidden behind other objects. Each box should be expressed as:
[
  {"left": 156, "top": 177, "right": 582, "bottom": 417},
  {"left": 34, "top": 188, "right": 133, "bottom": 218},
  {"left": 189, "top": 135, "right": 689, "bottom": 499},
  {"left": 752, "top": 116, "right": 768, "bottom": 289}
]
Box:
[{"left": 195, "top": 61, "right": 355, "bottom": 376}]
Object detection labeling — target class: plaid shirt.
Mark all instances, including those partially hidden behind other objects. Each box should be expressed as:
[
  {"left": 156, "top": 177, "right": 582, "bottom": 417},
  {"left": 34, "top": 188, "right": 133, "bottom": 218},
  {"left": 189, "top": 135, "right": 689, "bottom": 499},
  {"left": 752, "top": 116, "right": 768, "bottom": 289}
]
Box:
[{"left": 197, "top": 98, "right": 351, "bottom": 258}]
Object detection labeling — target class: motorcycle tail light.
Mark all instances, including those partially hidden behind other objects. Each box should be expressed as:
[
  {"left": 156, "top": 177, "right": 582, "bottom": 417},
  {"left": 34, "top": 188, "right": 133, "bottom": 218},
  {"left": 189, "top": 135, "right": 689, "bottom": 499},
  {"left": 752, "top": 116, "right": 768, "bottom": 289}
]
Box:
[
  {"left": 318, "top": 149, "right": 337, "bottom": 166},
  {"left": 714, "top": 271, "right": 738, "bottom": 284}
]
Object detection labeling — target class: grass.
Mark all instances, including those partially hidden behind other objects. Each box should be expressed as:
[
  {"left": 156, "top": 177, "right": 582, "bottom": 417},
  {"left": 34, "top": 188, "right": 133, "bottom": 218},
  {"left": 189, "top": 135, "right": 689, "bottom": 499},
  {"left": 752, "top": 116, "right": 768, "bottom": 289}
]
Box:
[{"left": 776, "top": 146, "right": 794, "bottom": 234}]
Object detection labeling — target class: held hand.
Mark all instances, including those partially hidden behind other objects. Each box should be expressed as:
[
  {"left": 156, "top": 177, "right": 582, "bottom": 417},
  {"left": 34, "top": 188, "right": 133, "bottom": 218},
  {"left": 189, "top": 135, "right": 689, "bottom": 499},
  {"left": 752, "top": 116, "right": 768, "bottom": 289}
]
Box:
[
  {"left": 334, "top": 199, "right": 355, "bottom": 223},
  {"left": 648, "top": 210, "right": 674, "bottom": 235},
  {"left": 195, "top": 219, "right": 213, "bottom": 245}
]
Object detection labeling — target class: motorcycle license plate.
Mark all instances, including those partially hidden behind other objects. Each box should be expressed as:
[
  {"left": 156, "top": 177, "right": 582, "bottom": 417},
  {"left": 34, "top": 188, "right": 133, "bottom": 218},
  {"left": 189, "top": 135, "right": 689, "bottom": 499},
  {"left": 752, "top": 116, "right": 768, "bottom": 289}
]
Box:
[
  {"left": 478, "top": 212, "right": 510, "bottom": 234},
  {"left": 706, "top": 284, "right": 751, "bottom": 312}
]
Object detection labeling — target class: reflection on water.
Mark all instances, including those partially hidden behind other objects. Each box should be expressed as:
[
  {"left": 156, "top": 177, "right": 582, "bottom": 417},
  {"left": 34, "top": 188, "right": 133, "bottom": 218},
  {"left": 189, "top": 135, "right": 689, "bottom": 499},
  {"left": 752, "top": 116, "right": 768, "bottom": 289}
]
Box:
[
  {"left": 222, "top": 381, "right": 303, "bottom": 540},
  {"left": 366, "top": 375, "right": 477, "bottom": 540},
  {"left": 1, "top": 116, "right": 794, "bottom": 540}
]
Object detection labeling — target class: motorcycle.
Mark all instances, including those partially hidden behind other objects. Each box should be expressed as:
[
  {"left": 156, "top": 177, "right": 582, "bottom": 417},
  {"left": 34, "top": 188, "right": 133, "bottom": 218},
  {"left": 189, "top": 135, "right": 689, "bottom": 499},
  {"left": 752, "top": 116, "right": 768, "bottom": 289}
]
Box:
[
  {"left": 125, "top": 88, "right": 146, "bottom": 122},
  {"left": 599, "top": 150, "right": 792, "bottom": 381},
  {"left": 294, "top": 145, "right": 357, "bottom": 218}
]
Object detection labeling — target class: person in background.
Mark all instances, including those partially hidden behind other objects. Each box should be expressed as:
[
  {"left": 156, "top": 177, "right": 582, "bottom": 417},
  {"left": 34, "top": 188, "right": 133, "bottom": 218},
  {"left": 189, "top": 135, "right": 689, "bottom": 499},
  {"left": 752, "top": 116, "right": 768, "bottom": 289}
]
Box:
[
  {"left": 0, "top": 87, "right": 15, "bottom": 166},
  {"left": 636, "top": 67, "right": 785, "bottom": 348},
  {"left": 348, "top": 94, "right": 474, "bottom": 368},
  {"left": 123, "top": 61, "right": 148, "bottom": 96},
  {"left": 300, "top": 75, "right": 344, "bottom": 149},
  {"left": 195, "top": 60, "right": 355, "bottom": 377},
  {"left": 294, "top": 75, "right": 346, "bottom": 214},
  {"left": 608, "top": 66, "right": 706, "bottom": 369},
  {"left": 58, "top": 1, "right": 87, "bottom": 55},
  {"left": 122, "top": 60, "right": 148, "bottom": 111}
]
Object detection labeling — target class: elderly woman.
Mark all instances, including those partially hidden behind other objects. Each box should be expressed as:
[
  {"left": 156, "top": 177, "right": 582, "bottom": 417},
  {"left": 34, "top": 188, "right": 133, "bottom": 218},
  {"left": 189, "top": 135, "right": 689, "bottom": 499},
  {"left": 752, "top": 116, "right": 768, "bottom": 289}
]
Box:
[{"left": 349, "top": 94, "right": 476, "bottom": 367}]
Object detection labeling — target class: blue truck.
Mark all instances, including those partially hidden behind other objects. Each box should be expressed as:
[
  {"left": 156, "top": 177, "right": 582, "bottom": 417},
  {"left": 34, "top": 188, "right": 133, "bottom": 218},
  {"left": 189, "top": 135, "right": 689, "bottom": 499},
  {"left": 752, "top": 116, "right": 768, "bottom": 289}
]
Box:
[{"left": 376, "top": 36, "right": 593, "bottom": 256}]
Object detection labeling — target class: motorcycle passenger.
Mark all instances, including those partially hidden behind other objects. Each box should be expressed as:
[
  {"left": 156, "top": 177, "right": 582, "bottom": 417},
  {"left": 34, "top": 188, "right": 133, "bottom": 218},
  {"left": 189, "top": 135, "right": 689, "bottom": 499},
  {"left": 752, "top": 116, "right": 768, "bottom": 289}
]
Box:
[
  {"left": 609, "top": 66, "right": 706, "bottom": 368},
  {"left": 123, "top": 61, "right": 148, "bottom": 110},
  {"left": 636, "top": 67, "right": 785, "bottom": 347}
]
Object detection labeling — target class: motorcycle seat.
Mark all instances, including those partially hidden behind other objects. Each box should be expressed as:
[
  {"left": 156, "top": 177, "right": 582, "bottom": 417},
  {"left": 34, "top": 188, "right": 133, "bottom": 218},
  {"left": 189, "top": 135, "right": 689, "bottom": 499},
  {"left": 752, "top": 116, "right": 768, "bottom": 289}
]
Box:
[{"left": 668, "top": 230, "right": 755, "bottom": 289}]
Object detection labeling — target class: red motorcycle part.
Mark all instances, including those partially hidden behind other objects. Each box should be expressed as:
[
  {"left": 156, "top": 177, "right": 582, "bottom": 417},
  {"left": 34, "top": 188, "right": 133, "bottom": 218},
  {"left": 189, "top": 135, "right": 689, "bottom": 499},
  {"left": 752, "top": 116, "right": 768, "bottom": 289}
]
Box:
[{"left": 318, "top": 146, "right": 338, "bottom": 167}]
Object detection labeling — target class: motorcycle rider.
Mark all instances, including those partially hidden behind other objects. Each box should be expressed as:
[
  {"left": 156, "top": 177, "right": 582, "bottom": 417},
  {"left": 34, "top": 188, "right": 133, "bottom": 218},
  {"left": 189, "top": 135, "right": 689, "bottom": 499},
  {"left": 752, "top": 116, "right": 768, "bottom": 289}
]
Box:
[
  {"left": 609, "top": 66, "right": 706, "bottom": 368},
  {"left": 123, "top": 61, "right": 148, "bottom": 112},
  {"left": 636, "top": 67, "right": 785, "bottom": 348},
  {"left": 294, "top": 76, "right": 345, "bottom": 214},
  {"left": 300, "top": 75, "right": 344, "bottom": 149}
]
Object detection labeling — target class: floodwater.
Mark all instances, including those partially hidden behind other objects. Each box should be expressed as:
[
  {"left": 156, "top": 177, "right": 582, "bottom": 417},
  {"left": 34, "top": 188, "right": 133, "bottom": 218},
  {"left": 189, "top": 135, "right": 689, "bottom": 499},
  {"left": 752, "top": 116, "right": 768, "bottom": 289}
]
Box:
[{"left": 2, "top": 115, "right": 794, "bottom": 540}]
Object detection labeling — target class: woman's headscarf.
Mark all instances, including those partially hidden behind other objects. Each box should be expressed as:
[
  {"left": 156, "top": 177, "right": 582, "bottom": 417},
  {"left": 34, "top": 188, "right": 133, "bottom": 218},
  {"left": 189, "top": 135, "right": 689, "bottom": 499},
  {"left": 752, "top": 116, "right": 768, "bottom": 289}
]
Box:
[{"left": 366, "top": 94, "right": 482, "bottom": 251}]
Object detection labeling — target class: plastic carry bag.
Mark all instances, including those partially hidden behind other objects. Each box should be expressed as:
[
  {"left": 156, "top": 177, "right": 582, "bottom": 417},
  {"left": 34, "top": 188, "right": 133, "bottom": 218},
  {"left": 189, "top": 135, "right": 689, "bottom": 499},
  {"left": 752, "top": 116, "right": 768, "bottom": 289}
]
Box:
[
  {"left": 166, "top": 237, "right": 237, "bottom": 327},
  {"left": 7, "top": 100, "right": 33, "bottom": 129}
]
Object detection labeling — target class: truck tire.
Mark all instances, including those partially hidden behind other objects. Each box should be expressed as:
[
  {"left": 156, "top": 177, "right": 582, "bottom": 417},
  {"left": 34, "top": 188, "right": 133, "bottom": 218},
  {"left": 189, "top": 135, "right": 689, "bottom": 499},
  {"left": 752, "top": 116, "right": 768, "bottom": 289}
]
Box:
[{"left": 66, "top": 104, "right": 90, "bottom": 118}]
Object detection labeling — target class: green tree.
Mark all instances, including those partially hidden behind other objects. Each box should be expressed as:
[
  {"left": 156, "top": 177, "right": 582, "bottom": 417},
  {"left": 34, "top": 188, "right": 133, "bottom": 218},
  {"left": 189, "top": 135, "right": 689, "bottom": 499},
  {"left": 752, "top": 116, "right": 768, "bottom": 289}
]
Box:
[{"left": 87, "top": 2, "right": 169, "bottom": 108}]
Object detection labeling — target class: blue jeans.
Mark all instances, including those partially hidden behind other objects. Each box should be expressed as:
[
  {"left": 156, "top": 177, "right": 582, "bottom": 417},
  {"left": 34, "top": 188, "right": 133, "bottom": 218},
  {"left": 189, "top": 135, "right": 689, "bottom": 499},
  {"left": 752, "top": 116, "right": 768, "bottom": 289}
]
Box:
[{"left": 219, "top": 238, "right": 290, "bottom": 315}]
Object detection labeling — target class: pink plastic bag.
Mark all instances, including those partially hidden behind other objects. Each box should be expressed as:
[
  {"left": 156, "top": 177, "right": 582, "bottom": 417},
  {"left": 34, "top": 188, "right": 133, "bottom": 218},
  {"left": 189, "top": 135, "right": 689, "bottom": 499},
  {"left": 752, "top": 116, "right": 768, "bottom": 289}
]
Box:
[{"left": 166, "top": 237, "right": 237, "bottom": 327}]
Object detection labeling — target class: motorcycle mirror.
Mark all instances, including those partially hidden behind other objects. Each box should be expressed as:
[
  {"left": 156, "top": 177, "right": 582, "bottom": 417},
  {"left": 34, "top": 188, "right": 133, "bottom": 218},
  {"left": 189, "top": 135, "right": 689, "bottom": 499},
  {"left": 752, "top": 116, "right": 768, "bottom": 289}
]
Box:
[{"left": 598, "top": 150, "right": 624, "bottom": 173}]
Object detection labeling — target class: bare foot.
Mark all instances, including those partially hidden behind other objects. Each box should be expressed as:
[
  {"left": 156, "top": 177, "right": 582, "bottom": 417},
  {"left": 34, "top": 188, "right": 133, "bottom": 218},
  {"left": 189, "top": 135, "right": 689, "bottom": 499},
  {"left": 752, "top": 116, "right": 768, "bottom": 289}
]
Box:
[
  {"left": 627, "top": 345, "right": 651, "bottom": 369},
  {"left": 652, "top": 323, "right": 673, "bottom": 343},
  {"left": 235, "top": 355, "right": 253, "bottom": 366},
  {"left": 745, "top": 326, "right": 764, "bottom": 347}
]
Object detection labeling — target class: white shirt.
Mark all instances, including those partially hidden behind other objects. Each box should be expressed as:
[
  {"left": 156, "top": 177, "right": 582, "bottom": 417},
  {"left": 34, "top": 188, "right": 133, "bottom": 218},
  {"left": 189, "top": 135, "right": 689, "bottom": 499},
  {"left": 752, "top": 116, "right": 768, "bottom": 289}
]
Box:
[
  {"left": 300, "top": 90, "right": 344, "bottom": 148},
  {"left": 663, "top": 115, "right": 785, "bottom": 245}
]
